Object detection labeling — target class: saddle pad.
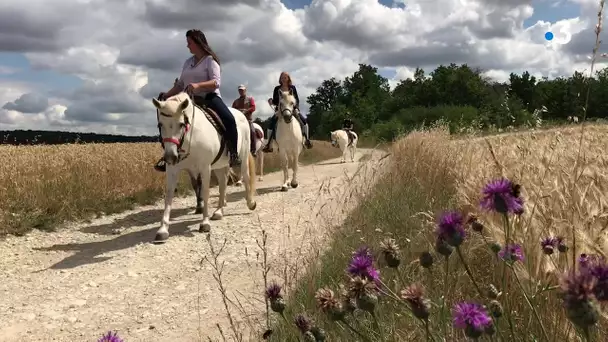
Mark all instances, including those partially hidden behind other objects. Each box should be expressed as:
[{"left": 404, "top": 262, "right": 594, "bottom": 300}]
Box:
[{"left": 194, "top": 103, "right": 226, "bottom": 134}]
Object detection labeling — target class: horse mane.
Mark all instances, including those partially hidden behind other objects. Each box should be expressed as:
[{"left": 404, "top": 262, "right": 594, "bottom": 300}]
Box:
[{"left": 159, "top": 92, "right": 194, "bottom": 118}]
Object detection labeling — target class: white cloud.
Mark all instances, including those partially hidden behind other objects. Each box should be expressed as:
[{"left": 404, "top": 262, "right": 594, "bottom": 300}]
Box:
[{"left": 0, "top": 0, "right": 606, "bottom": 135}]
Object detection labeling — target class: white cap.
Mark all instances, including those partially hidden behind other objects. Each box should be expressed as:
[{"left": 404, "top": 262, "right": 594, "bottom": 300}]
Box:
[{"left": 238, "top": 84, "right": 246, "bottom": 90}]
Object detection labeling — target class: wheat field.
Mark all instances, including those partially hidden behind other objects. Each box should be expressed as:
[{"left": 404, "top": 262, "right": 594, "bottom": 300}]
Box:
[{"left": 0, "top": 140, "right": 341, "bottom": 236}]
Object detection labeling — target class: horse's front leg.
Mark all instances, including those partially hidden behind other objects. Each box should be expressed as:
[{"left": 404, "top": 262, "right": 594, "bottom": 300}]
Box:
[
  {"left": 199, "top": 166, "right": 212, "bottom": 233},
  {"left": 341, "top": 146, "right": 347, "bottom": 163},
  {"left": 290, "top": 152, "right": 299, "bottom": 188},
  {"left": 212, "top": 167, "right": 228, "bottom": 220},
  {"left": 155, "top": 166, "right": 179, "bottom": 243},
  {"left": 280, "top": 150, "right": 289, "bottom": 192}
]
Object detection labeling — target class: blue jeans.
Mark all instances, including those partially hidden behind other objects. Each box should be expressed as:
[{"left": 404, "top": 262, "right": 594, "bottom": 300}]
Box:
[{"left": 195, "top": 93, "right": 238, "bottom": 156}]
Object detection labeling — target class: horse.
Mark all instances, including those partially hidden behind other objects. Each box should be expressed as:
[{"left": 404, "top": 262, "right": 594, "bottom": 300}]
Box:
[
  {"left": 152, "top": 92, "right": 257, "bottom": 243},
  {"left": 274, "top": 89, "right": 303, "bottom": 191},
  {"left": 234, "top": 122, "right": 265, "bottom": 186},
  {"left": 330, "top": 129, "right": 358, "bottom": 163}
]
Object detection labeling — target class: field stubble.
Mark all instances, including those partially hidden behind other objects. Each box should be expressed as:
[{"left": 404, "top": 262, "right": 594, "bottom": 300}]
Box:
[{"left": 0, "top": 140, "right": 342, "bottom": 237}]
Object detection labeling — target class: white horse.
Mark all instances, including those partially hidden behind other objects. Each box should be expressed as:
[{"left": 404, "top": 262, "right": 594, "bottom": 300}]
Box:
[
  {"left": 152, "top": 92, "right": 257, "bottom": 242},
  {"left": 330, "top": 129, "right": 358, "bottom": 163},
  {"left": 233, "top": 122, "right": 265, "bottom": 187},
  {"left": 274, "top": 89, "right": 303, "bottom": 191}
]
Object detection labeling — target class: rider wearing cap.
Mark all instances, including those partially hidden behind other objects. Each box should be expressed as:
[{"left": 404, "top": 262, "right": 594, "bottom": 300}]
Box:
[
  {"left": 232, "top": 84, "right": 258, "bottom": 156},
  {"left": 262, "top": 71, "right": 312, "bottom": 152}
]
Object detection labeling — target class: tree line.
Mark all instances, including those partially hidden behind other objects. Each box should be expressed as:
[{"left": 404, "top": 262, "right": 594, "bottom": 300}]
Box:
[{"left": 256, "top": 63, "right": 607, "bottom": 142}]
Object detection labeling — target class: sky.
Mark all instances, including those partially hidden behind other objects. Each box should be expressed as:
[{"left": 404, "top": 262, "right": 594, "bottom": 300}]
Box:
[{"left": 0, "top": 0, "right": 605, "bottom": 136}]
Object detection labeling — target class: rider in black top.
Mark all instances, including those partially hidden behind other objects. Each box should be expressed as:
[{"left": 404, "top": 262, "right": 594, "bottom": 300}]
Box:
[
  {"left": 343, "top": 117, "right": 354, "bottom": 131},
  {"left": 262, "top": 72, "right": 312, "bottom": 152}
]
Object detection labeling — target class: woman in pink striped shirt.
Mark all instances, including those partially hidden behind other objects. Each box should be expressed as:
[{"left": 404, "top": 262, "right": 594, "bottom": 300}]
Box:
[{"left": 155, "top": 29, "right": 241, "bottom": 171}]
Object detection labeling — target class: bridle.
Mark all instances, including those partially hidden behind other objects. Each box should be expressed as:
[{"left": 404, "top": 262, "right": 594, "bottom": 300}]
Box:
[{"left": 156, "top": 92, "right": 197, "bottom": 164}]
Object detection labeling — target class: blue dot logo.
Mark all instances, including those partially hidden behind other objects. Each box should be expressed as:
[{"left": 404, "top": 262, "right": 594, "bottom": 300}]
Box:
[{"left": 545, "top": 31, "right": 554, "bottom": 41}]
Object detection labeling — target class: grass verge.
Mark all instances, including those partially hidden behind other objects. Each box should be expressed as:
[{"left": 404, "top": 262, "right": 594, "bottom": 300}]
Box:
[
  {"left": 264, "top": 124, "right": 608, "bottom": 341},
  {"left": 0, "top": 139, "right": 341, "bottom": 237}
]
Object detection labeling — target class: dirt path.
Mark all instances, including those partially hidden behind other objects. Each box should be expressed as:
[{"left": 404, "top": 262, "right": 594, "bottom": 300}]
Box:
[{"left": 0, "top": 148, "right": 385, "bottom": 342}]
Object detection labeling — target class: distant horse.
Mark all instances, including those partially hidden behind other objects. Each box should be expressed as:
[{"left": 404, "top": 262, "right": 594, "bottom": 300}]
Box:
[
  {"left": 274, "top": 89, "right": 303, "bottom": 191},
  {"left": 152, "top": 92, "right": 256, "bottom": 242},
  {"left": 330, "top": 129, "right": 358, "bottom": 163}
]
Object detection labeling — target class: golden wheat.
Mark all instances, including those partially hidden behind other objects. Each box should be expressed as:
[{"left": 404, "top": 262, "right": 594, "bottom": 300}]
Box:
[{"left": 0, "top": 140, "right": 341, "bottom": 236}]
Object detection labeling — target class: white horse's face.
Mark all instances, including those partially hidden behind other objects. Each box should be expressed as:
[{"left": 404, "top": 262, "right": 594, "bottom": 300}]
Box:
[
  {"left": 152, "top": 94, "right": 192, "bottom": 165},
  {"left": 277, "top": 90, "right": 296, "bottom": 123}
]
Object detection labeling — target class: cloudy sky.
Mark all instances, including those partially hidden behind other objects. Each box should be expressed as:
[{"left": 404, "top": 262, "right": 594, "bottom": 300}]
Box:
[{"left": 0, "top": 0, "right": 605, "bottom": 136}]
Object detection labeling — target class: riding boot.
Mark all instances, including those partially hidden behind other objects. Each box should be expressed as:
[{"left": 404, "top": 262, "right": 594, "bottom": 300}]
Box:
[
  {"left": 249, "top": 124, "right": 257, "bottom": 157},
  {"left": 302, "top": 123, "right": 312, "bottom": 149},
  {"left": 263, "top": 128, "right": 275, "bottom": 152}
]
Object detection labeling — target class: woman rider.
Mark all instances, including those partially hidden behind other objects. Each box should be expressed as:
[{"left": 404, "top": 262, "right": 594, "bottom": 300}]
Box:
[
  {"left": 262, "top": 71, "right": 312, "bottom": 152},
  {"left": 154, "top": 29, "right": 241, "bottom": 171}
]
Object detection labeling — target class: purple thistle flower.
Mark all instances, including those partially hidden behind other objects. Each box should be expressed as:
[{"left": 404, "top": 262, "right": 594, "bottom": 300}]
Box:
[
  {"left": 98, "top": 331, "right": 123, "bottom": 342},
  {"left": 540, "top": 237, "right": 557, "bottom": 255},
  {"left": 559, "top": 270, "right": 600, "bottom": 328},
  {"left": 578, "top": 254, "right": 608, "bottom": 301},
  {"left": 498, "top": 244, "right": 524, "bottom": 263},
  {"left": 452, "top": 302, "right": 492, "bottom": 338},
  {"left": 436, "top": 211, "right": 466, "bottom": 247},
  {"left": 347, "top": 247, "right": 381, "bottom": 283},
  {"left": 480, "top": 178, "right": 524, "bottom": 215},
  {"left": 265, "top": 282, "right": 282, "bottom": 300}
]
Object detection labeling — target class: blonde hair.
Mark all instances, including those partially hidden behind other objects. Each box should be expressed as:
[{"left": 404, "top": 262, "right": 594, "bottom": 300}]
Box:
[{"left": 279, "top": 71, "right": 293, "bottom": 87}]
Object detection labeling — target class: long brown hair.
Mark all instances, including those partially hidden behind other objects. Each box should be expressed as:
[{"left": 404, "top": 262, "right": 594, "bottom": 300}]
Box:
[
  {"left": 186, "top": 29, "right": 221, "bottom": 65},
  {"left": 279, "top": 71, "right": 293, "bottom": 87}
]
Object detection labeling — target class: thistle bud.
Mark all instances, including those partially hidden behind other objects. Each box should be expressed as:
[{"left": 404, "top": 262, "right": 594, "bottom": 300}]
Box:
[
  {"left": 311, "top": 327, "right": 326, "bottom": 341},
  {"left": 490, "top": 242, "right": 502, "bottom": 254},
  {"left": 488, "top": 300, "right": 503, "bottom": 318},
  {"left": 419, "top": 251, "right": 434, "bottom": 269},
  {"left": 303, "top": 331, "right": 316, "bottom": 342}
]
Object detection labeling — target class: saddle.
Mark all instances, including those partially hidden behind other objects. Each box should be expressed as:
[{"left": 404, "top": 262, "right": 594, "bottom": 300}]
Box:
[{"left": 254, "top": 127, "right": 264, "bottom": 140}]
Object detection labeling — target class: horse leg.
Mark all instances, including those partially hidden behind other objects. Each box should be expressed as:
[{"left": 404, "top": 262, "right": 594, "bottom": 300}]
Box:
[
  {"left": 188, "top": 170, "right": 203, "bottom": 214},
  {"left": 155, "top": 166, "right": 179, "bottom": 243},
  {"left": 341, "top": 145, "right": 347, "bottom": 163},
  {"left": 212, "top": 167, "right": 228, "bottom": 220},
  {"left": 242, "top": 153, "right": 257, "bottom": 210},
  {"left": 290, "top": 152, "right": 299, "bottom": 188},
  {"left": 280, "top": 150, "right": 289, "bottom": 192},
  {"left": 199, "top": 166, "right": 212, "bottom": 233},
  {"left": 257, "top": 150, "right": 264, "bottom": 181}
]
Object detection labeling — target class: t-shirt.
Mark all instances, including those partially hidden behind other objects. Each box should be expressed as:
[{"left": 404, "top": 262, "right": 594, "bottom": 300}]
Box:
[{"left": 176, "top": 55, "right": 221, "bottom": 97}]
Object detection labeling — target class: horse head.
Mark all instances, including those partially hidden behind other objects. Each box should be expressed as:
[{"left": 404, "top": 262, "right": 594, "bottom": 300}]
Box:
[
  {"left": 277, "top": 89, "right": 296, "bottom": 124},
  {"left": 152, "top": 92, "right": 193, "bottom": 166},
  {"left": 330, "top": 130, "right": 338, "bottom": 147}
]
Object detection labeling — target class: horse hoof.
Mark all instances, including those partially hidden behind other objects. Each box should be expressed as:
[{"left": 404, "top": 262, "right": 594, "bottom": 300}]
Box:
[
  {"left": 280, "top": 186, "right": 288, "bottom": 192},
  {"left": 199, "top": 223, "right": 211, "bottom": 233},
  {"left": 258, "top": 177, "right": 263, "bottom": 181},
  {"left": 154, "top": 232, "right": 169, "bottom": 243},
  {"left": 248, "top": 201, "right": 257, "bottom": 210},
  {"left": 235, "top": 180, "right": 243, "bottom": 186},
  {"left": 211, "top": 211, "right": 223, "bottom": 220},
  {"left": 290, "top": 181, "right": 298, "bottom": 188},
  {"left": 194, "top": 207, "right": 203, "bottom": 214}
]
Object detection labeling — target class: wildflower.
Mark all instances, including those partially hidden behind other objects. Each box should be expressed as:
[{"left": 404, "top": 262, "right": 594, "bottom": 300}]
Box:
[
  {"left": 578, "top": 254, "right": 608, "bottom": 301},
  {"left": 486, "top": 284, "right": 501, "bottom": 300},
  {"left": 348, "top": 276, "right": 378, "bottom": 313},
  {"left": 489, "top": 242, "right": 502, "bottom": 254},
  {"left": 436, "top": 211, "right": 466, "bottom": 247},
  {"left": 265, "top": 282, "right": 285, "bottom": 314},
  {"left": 347, "top": 247, "right": 381, "bottom": 283},
  {"left": 294, "top": 313, "right": 312, "bottom": 334},
  {"left": 380, "top": 238, "right": 401, "bottom": 268},
  {"left": 480, "top": 178, "right": 524, "bottom": 215},
  {"left": 452, "top": 302, "right": 492, "bottom": 339},
  {"left": 401, "top": 283, "right": 431, "bottom": 320},
  {"left": 310, "top": 327, "right": 326, "bottom": 341},
  {"left": 419, "top": 251, "right": 434, "bottom": 269},
  {"left": 468, "top": 214, "right": 484, "bottom": 233},
  {"left": 434, "top": 236, "right": 453, "bottom": 257},
  {"left": 555, "top": 236, "right": 568, "bottom": 252},
  {"left": 338, "top": 283, "right": 357, "bottom": 314},
  {"left": 540, "top": 237, "right": 556, "bottom": 255},
  {"left": 498, "top": 244, "right": 524, "bottom": 264},
  {"left": 559, "top": 270, "right": 600, "bottom": 329},
  {"left": 98, "top": 331, "right": 123, "bottom": 342},
  {"left": 488, "top": 300, "right": 503, "bottom": 318},
  {"left": 315, "top": 287, "right": 345, "bottom": 321}
]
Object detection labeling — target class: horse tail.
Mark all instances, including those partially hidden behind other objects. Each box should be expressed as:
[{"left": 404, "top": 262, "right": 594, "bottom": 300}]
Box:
[{"left": 248, "top": 152, "right": 256, "bottom": 199}]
